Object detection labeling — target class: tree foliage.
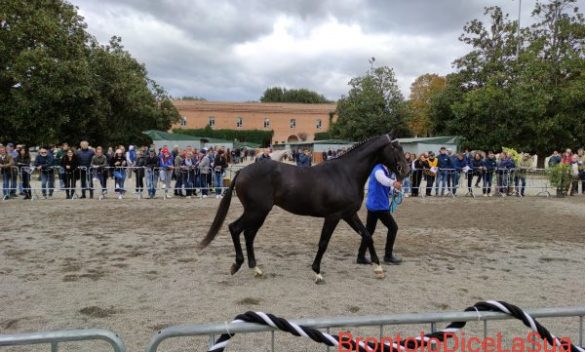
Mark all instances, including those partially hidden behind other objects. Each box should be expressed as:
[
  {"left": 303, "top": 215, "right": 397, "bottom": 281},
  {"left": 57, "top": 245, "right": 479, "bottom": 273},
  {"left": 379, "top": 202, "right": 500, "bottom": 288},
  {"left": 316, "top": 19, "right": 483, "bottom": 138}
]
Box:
[
  {"left": 432, "top": 0, "right": 585, "bottom": 156},
  {"left": 0, "top": 0, "right": 179, "bottom": 147},
  {"left": 330, "top": 66, "right": 411, "bottom": 141},
  {"left": 407, "top": 74, "right": 447, "bottom": 137},
  {"left": 260, "top": 87, "right": 332, "bottom": 103}
]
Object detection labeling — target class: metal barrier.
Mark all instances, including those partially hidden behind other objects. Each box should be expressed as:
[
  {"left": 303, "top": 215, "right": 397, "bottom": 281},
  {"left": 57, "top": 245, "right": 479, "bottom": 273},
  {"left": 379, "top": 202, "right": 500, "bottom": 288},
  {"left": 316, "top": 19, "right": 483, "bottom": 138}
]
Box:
[
  {"left": 2, "top": 164, "right": 583, "bottom": 201},
  {"left": 0, "top": 328, "right": 126, "bottom": 352},
  {"left": 145, "top": 306, "right": 585, "bottom": 352},
  {"left": 404, "top": 167, "right": 561, "bottom": 198}
]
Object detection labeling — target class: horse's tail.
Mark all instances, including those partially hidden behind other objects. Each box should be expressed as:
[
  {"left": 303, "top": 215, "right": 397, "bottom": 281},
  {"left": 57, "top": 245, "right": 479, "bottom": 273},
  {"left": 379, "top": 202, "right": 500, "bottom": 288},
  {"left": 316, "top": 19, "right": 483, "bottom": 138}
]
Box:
[{"left": 197, "top": 171, "right": 240, "bottom": 249}]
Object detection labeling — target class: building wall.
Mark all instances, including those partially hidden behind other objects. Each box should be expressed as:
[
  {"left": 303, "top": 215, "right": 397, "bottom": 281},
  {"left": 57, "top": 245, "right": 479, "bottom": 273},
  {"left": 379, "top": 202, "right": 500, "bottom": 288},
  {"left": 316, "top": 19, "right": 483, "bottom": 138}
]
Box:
[{"left": 172, "top": 101, "right": 337, "bottom": 145}]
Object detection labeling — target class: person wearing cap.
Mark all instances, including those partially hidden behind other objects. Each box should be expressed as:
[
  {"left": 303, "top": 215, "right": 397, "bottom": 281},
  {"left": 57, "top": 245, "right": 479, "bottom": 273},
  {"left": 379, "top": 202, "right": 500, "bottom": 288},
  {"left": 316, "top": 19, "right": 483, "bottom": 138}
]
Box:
[
  {"left": 34, "top": 147, "right": 55, "bottom": 198},
  {"left": 145, "top": 148, "right": 159, "bottom": 198},
  {"left": 356, "top": 163, "right": 403, "bottom": 265}
]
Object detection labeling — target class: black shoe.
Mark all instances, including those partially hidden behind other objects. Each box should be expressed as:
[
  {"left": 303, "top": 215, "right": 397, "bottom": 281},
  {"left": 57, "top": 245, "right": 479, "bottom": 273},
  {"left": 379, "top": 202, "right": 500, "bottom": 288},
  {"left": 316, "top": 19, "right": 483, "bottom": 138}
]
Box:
[
  {"left": 80, "top": 195, "right": 86, "bottom": 199},
  {"left": 356, "top": 257, "right": 372, "bottom": 265},
  {"left": 383, "top": 255, "right": 402, "bottom": 265}
]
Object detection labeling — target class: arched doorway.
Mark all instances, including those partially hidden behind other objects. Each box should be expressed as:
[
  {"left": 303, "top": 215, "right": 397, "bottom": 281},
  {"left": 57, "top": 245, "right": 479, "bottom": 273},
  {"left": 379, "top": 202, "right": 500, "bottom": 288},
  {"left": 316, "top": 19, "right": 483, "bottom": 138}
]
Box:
[{"left": 287, "top": 135, "right": 299, "bottom": 143}]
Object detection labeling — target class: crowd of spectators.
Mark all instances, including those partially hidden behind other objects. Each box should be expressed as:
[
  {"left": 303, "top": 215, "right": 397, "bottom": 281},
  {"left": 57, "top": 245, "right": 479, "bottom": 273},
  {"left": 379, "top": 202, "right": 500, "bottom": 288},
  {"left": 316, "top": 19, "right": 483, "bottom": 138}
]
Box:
[
  {"left": 399, "top": 147, "right": 585, "bottom": 197},
  {"left": 0, "top": 141, "right": 254, "bottom": 200},
  {"left": 1, "top": 141, "right": 584, "bottom": 200}
]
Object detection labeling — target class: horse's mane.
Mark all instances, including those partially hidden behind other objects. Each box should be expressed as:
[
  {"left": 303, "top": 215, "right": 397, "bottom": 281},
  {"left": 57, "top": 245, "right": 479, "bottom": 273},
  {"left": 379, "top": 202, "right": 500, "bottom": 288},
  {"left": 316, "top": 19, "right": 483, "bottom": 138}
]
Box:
[{"left": 328, "top": 135, "right": 383, "bottom": 161}]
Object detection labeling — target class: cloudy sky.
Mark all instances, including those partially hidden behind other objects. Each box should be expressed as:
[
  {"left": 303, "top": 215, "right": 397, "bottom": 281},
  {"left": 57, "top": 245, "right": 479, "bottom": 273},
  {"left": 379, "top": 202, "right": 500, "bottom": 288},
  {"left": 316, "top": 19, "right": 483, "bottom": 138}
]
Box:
[{"left": 71, "top": 0, "right": 583, "bottom": 101}]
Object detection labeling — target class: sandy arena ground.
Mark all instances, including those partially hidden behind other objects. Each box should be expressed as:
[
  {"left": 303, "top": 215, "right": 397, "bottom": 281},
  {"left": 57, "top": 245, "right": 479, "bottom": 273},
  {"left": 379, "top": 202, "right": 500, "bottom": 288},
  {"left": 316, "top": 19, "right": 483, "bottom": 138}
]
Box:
[{"left": 1, "top": 195, "right": 584, "bottom": 351}]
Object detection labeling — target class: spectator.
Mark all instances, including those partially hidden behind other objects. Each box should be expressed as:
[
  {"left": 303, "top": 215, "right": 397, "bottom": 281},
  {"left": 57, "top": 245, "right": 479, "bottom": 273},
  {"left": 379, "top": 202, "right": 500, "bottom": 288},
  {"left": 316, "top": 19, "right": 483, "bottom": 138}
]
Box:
[
  {"left": 411, "top": 153, "right": 426, "bottom": 197},
  {"left": 548, "top": 151, "right": 561, "bottom": 168},
  {"left": 424, "top": 152, "right": 437, "bottom": 196},
  {"left": 91, "top": 147, "right": 109, "bottom": 198},
  {"left": 198, "top": 148, "right": 211, "bottom": 198},
  {"left": 436, "top": 147, "right": 452, "bottom": 196},
  {"left": 145, "top": 148, "right": 159, "bottom": 199},
  {"left": 159, "top": 147, "right": 174, "bottom": 197},
  {"left": 483, "top": 151, "right": 497, "bottom": 196},
  {"left": 134, "top": 149, "right": 146, "bottom": 198},
  {"left": 111, "top": 148, "right": 127, "bottom": 199},
  {"left": 569, "top": 154, "right": 581, "bottom": 196},
  {"left": 496, "top": 152, "right": 515, "bottom": 196},
  {"left": 76, "top": 141, "right": 94, "bottom": 199},
  {"left": 174, "top": 149, "right": 184, "bottom": 197},
  {"left": 0, "top": 145, "right": 15, "bottom": 199},
  {"left": 6, "top": 143, "right": 18, "bottom": 197},
  {"left": 15, "top": 147, "right": 32, "bottom": 200},
  {"left": 298, "top": 149, "right": 312, "bottom": 167},
  {"left": 34, "top": 147, "right": 55, "bottom": 199},
  {"left": 515, "top": 153, "right": 533, "bottom": 197},
  {"left": 578, "top": 148, "right": 585, "bottom": 194},
  {"left": 182, "top": 150, "right": 197, "bottom": 198},
  {"left": 256, "top": 148, "right": 271, "bottom": 162},
  {"left": 451, "top": 153, "right": 466, "bottom": 196},
  {"left": 213, "top": 149, "right": 228, "bottom": 198},
  {"left": 126, "top": 145, "right": 137, "bottom": 180},
  {"left": 402, "top": 152, "right": 413, "bottom": 197},
  {"left": 468, "top": 152, "right": 485, "bottom": 195},
  {"left": 561, "top": 149, "right": 573, "bottom": 165},
  {"left": 60, "top": 148, "right": 79, "bottom": 199}
]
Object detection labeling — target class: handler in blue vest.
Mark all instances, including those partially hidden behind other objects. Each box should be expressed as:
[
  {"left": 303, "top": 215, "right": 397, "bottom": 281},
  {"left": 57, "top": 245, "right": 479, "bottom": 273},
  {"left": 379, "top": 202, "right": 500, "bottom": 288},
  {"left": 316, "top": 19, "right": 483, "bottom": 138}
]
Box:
[{"left": 356, "top": 163, "right": 403, "bottom": 265}]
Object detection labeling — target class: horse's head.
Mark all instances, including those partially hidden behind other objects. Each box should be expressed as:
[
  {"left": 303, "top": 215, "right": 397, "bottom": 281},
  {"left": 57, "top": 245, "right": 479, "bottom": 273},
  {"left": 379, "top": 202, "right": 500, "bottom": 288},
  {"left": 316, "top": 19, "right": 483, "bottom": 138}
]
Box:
[{"left": 379, "top": 134, "right": 410, "bottom": 181}]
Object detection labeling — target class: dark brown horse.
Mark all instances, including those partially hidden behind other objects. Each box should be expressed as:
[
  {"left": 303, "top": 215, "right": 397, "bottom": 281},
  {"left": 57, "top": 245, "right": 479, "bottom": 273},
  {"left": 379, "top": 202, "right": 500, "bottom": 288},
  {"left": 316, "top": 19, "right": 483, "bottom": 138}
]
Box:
[{"left": 198, "top": 133, "right": 410, "bottom": 282}]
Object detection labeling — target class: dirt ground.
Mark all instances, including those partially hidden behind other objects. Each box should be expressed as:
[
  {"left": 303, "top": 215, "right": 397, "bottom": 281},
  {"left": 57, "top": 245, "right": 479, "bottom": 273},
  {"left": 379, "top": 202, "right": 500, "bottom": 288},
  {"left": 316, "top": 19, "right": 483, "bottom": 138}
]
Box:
[{"left": 1, "top": 196, "right": 584, "bottom": 351}]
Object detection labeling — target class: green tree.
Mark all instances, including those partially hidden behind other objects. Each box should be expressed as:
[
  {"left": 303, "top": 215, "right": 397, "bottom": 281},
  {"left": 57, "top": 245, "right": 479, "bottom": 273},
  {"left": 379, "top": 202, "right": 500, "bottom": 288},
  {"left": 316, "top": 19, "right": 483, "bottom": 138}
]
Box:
[
  {"left": 0, "top": 0, "right": 179, "bottom": 147},
  {"left": 330, "top": 66, "right": 410, "bottom": 141},
  {"left": 260, "top": 87, "right": 332, "bottom": 103},
  {"left": 435, "top": 0, "right": 585, "bottom": 156}
]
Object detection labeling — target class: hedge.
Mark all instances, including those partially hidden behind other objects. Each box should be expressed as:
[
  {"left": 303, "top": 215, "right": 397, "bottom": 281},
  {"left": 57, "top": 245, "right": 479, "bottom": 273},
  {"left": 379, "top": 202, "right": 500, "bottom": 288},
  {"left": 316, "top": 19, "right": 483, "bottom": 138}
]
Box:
[{"left": 173, "top": 126, "right": 273, "bottom": 147}]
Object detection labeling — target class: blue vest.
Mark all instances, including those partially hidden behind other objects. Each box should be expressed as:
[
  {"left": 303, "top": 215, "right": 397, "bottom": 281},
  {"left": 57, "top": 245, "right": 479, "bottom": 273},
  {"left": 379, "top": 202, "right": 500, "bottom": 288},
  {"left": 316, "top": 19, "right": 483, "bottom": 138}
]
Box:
[{"left": 366, "top": 164, "right": 394, "bottom": 211}]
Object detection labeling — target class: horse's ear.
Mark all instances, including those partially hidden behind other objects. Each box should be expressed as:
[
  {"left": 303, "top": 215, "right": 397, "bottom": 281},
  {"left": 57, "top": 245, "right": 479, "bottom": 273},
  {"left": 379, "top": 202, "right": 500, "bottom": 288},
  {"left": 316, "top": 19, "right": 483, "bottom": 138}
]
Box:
[{"left": 389, "top": 129, "right": 396, "bottom": 139}]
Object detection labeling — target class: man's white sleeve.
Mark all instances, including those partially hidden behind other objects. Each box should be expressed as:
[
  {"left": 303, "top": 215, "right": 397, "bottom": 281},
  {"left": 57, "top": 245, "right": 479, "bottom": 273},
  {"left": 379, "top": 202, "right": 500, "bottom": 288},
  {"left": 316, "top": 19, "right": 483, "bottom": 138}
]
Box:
[{"left": 374, "top": 169, "right": 395, "bottom": 187}]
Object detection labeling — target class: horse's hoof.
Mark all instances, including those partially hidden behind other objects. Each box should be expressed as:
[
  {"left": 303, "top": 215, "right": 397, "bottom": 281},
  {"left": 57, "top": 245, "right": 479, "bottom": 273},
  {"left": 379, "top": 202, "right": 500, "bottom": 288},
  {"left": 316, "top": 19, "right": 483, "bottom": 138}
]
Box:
[
  {"left": 253, "top": 266, "right": 263, "bottom": 277},
  {"left": 314, "top": 273, "right": 324, "bottom": 284},
  {"left": 230, "top": 263, "right": 241, "bottom": 275},
  {"left": 374, "top": 265, "right": 385, "bottom": 279}
]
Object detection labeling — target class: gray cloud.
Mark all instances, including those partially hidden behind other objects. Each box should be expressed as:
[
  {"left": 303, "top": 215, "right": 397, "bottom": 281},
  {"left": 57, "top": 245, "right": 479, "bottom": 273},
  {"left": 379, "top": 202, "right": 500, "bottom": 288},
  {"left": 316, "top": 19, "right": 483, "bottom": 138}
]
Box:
[{"left": 71, "top": 0, "right": 585, "bottom": 101}]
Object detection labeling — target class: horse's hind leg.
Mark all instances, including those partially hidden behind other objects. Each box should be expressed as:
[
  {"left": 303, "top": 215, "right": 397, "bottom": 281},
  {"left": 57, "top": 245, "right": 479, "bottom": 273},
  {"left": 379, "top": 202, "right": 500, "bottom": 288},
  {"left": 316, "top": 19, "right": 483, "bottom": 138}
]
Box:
[
  {"left": 243, "top": 211, "right": 269, "bottom": 277},
  {"left": 244, "top": 228, "right": 263, "bottom": 277},
  {"left": 228, "top": 215, "right": 245, "bottom": 275}
]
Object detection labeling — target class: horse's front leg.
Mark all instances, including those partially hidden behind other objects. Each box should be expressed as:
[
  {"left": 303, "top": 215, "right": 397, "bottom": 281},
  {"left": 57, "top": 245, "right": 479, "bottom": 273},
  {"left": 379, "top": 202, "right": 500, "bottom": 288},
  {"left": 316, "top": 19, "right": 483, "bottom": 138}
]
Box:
[
  {"left": 344, "top": 213, "right": 384, "bottom": 279},
  {"left": 311, "top": 216, "right": 340, "bottom": 284}
]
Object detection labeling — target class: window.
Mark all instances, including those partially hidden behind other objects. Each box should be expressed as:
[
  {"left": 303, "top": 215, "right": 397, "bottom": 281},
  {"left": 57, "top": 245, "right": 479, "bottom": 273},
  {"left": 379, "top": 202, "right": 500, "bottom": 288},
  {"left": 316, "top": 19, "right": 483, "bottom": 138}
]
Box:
[
  {"left": 179, "top": 116, "right": 187, "bottom": 126},
  {"left": 290, "top": 118, "right": 296, "bottom": 129},
  {"left": 316, "top": 119, "right": 322, "bottom": 129},
  {"left": 208, "top": 116, "right": 215, "bottom": 128},
  {"left": 236, "top": 117, "right": 243, "bottom": 128},
  {"left": 264, "top": 118, "right": 271, "bottom": 128}
]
